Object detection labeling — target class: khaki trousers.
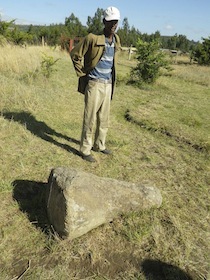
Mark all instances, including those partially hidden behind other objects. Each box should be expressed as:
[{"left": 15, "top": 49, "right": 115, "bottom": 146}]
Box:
[{"left": 80, "top": 80, "right": 112, "bottom": 156}]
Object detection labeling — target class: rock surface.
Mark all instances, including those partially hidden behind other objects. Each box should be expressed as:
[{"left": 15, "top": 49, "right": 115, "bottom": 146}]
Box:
[{"left": 46, "top": 167, "right": 162, "bottom": 239}]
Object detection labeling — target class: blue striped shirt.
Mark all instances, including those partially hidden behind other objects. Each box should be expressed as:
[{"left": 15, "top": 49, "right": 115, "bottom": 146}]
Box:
[{"left": 88, "top": 37, "right": 115, "bottom": 80}]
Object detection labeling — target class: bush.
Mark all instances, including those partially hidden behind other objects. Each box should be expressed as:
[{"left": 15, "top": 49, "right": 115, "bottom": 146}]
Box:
[
  {"left": 41, "top": 53, "right": 60, "bottom": 78},
  {"left": 130, "top": 39, "right": 171, "bottom": 85},
  {"left": 193, "top": 37, "right": 210, "bottom": 65}
]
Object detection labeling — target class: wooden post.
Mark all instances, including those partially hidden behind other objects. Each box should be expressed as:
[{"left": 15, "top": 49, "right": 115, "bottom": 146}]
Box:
[
  {"left": 69, "top": 39, "right": 74, "bottom": 52},
  {"left": 42, "top": 36, "right": 45, "bottom": 47},
  {"left": 128, "top": 45, "right": 133, "bottom": 60}
]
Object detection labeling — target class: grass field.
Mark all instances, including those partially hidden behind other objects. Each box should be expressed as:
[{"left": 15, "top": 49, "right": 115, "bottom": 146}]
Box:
[{"left": 0, "top": 45, "right": 209, "bottom": 280}]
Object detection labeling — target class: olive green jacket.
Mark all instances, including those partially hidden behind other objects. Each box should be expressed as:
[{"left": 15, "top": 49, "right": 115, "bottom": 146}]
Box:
[{"left": 70, "top": 33, "right": 121, "bottom": 99}]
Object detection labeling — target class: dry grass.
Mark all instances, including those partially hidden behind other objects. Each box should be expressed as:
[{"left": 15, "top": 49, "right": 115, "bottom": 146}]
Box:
[{"left": 0, "top": 45, "right": 209, "bottom": 280}]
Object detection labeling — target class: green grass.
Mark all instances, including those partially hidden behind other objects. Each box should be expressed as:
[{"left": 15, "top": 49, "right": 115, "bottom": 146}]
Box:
[{"left": 0, "top": 45, "right": 209, "bottom": 279}]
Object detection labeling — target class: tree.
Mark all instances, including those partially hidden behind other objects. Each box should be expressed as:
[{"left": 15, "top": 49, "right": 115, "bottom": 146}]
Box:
[
  {"left": 0, "top": 19, "right": 15, "bottom": 37},
  {"left": 38, "top": 26, "right": 50, "bottom": 44},
  {"left": 65, "top": 13, "right": 86, "bottom": 37},
  {"left": 11, "top": 27, "right": 32, "bottom": 45},
  {"left": 153, "top": 31, "right": 161, "bottom": 40},
  {"left": 122, "top": 17, "right": 130, "bottom": 34},
  {"left": 166, "top": 34, "right": 178, "bottom": 50},
  {"left": 117, "top": 18, "right": 143, "bottom": 47},
  {"left": 87, "top": 8, "right": 104, "bottom": 34},
  {"left": 47, "top": 24, "right": 69, "bottom": 46},
  {"left": 0, "top": 19, "right": 33, "bottom": 45},
  {"left": 193, "top": 37, "right": 210, "bottom": 65},
  {"left": 117, "top": 18, "right": 131, "bottom": 46},
  {"left": 129, "top": 26, "right": 141, "bottom": 46},
  {"left": 130, "top": 38, "right": 171, "bottom": 85},
  {"left": 176, "top": 34, "right": 189, "bottom": 52}
]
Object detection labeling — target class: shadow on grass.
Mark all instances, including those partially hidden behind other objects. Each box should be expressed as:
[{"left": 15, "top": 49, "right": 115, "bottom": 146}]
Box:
[
  {"left": 2, "top": 111, "right": 81, "bottom": 156},
  {"left": 141, "top": 259, "right": 193, "bottom": 280},
  {"left": 12, "top": 179, "right": 51, "bottom": 235}
]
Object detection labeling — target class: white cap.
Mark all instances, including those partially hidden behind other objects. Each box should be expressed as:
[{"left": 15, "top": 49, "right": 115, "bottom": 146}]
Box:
[{"left": 104, "top": 6, "right": 120, "bottom": 21}]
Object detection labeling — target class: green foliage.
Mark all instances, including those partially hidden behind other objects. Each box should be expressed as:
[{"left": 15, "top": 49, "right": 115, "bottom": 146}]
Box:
[
  {"left": 164, "top": 34, "right": 190, "bottom": 52},
  {"left": 87, "top": 8, "right": 104, "bottom": 34},
  {"left": 65, "top": 13, "right": 87, "bottom": 38},
  {"left": 11, "top": 27, "right": 33, "bottom": 45},
  {"left": 130, "top": 39, "right": 172, "bottom": 85},
  {"left": 40, "top": 53, "right": 60, "bottom": 78},
  {"left": 117, "top": 18, "right": 142, "bottom": 47},
  {"left": 0, "top": 19, "right": 15, "bottom": 36},
  {"left": 193, "top": 37, "right": 210, "bottom": 65},
  {"left": 0, "top": 20, "right": 32, "bottom": 45}
]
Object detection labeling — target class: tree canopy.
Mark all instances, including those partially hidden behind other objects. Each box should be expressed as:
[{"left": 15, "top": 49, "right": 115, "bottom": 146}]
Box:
[{"left": 87, "top": 8, "right": 104, "bottom": 34}]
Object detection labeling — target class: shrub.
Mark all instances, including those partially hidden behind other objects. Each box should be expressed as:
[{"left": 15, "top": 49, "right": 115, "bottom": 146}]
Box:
[
  {"left": 41, "top": 53, "right": 60, "bottom": 78},
  {"left": 193, "top": 37, "right": 210, "bottom": 65},
  {"left": 130, "top": 39, "right": 171, "bottom": 85}
]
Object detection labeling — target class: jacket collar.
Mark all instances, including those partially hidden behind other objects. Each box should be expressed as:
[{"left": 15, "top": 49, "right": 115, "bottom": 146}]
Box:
[
  {"left": 96, "top": 34, "right": 119, "bottom": 46},
  {"left": 96, "top": 35, "right": 106, "bottom": 46}
]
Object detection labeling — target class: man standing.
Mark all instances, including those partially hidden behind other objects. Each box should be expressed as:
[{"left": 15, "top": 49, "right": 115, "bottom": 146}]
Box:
[{"left": 70, "top": 6, "right": 121, "bottom": 162}]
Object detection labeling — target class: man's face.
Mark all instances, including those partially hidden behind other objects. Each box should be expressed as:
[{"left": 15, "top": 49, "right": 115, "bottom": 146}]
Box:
[{"left": 104, "top": 20, "right": 118, "bottom": 35}]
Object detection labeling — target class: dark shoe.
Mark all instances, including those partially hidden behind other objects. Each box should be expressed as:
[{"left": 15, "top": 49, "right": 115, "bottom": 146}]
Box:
[
  {"left": 100, "top": 149, "right": 112, "bottom": 155},
  {"left": 92, "top": 147, "right": 112, "bottom": 155},
  {"left": 82, "top": 154, "right": 96, "bottom": 162}
]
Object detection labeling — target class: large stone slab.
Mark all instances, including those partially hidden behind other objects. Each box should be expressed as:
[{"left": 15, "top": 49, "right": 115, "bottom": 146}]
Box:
[{"left": 46, "top": 167, "right": 162, "bottom": 239}]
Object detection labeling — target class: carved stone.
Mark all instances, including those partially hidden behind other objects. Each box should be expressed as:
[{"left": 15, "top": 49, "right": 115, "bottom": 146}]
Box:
[{"left": 46, "top": 167, "right": 162, "bottom": 239}]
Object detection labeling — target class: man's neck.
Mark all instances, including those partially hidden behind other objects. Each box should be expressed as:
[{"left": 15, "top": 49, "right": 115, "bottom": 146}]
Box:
[{"left": 104, "top": 30, "right": 114, "bottom": 43}]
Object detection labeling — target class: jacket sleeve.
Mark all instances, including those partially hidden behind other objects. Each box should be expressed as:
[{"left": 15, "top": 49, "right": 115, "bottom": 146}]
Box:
[{"left": 70, "top": 36, "right": 90, "bottom": 77}]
